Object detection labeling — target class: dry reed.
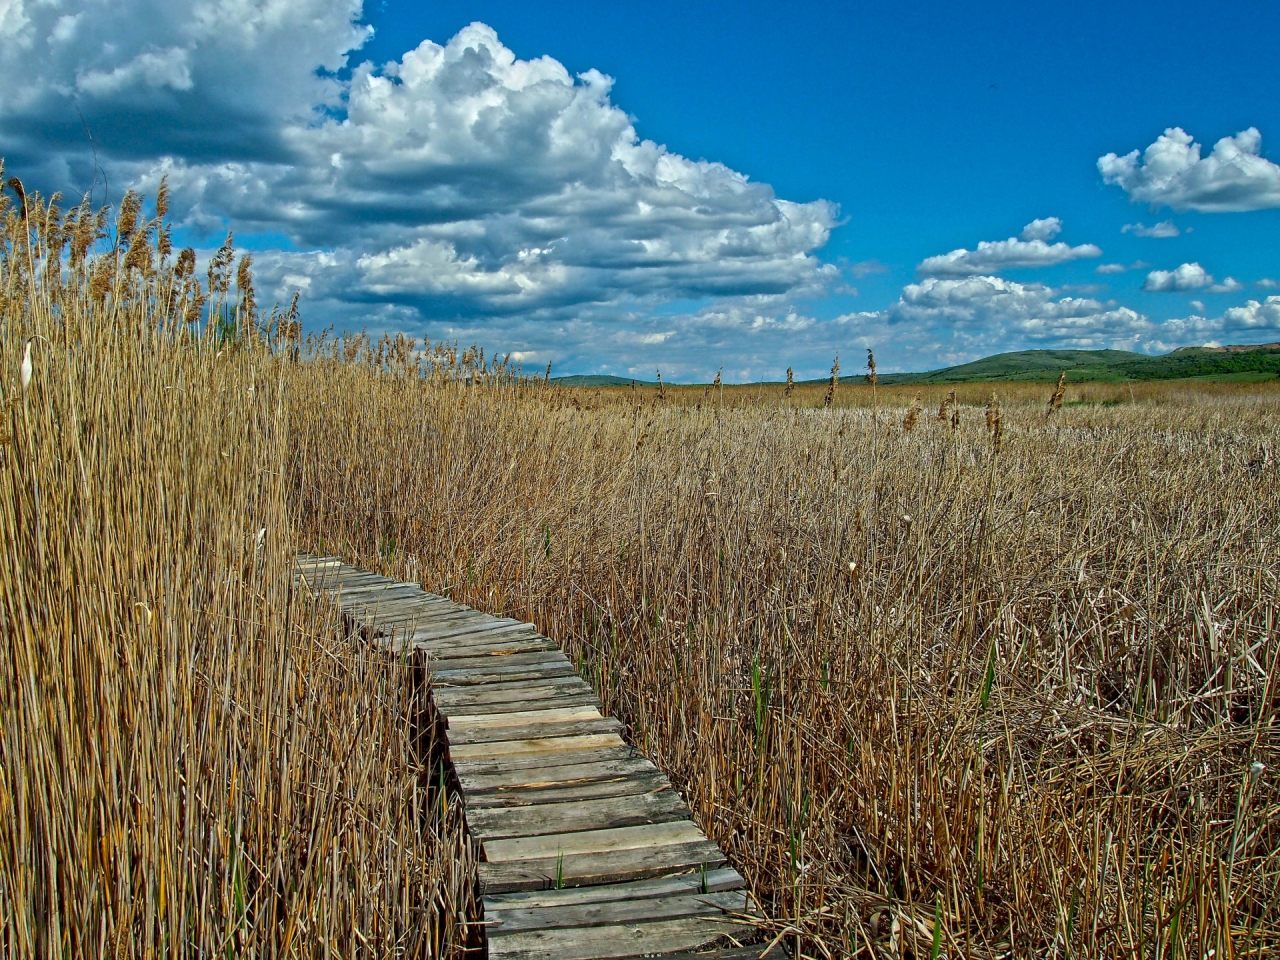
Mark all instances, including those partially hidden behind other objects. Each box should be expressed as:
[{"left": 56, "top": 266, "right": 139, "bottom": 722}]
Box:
[
  {"left": 286, "top": 347, "right": 1279, "bottom": 959},
  {"left": 0, "top": 176, "right": 475, "bottom": 958}
]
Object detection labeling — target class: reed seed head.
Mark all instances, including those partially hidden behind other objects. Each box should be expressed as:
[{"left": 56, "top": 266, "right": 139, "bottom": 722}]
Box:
[
  {"left": 1048, "top": 372, "right": 1067, "bottom": 416},
  {"left": 903, "top": 395, "right": 921, "bottom": 432}
]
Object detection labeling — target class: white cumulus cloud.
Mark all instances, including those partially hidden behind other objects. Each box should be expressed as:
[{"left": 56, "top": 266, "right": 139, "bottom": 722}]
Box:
[
  {"left": 1, "top": 11, "right": 837, "bottom": 324},
  {"left": 1143, "top": 262, "right": 1208, "bottom": 291},
  {"left": 1142, "top": 263, "right": 1241, "bottom": 294},
  {"left": 1019, "top": 217, "right": 1062, "bottom": 241},
  {"left": 1223, "top": 296, "right": 1280, "bottom": 332},
  {"left": 1121, "top": 220, "right": 1181, "bottom": 238},
  {"left": 917, "top": 220, "right": 1101, "bottom": 277},
  {"left": 1099, "top": 127, "right": 1280, "bottom": 213}
]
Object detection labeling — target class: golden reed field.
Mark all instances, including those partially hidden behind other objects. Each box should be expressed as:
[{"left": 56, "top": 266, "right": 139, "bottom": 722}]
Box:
[{"left": 3, "top": 181, "right": 1278, "bottom": 958}]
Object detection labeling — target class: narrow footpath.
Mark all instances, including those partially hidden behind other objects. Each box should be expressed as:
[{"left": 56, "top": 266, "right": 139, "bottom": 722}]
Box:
[{"left": 295, "top": 555, "right": 782, "bottom": 960}]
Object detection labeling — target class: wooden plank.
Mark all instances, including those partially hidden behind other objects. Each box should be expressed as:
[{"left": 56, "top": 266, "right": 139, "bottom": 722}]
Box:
[
  {"left": 323, "top": 572, "right": 395, "bottom": 587},
  {"left": 420, "top": 637, "right": 560, "bottom": 662},
  {"left": 342, "top": 595, "right": 434, "bottom": 615},
  {"left": 358, "top": 605, "right": 463, "bottom": 626},
  {"left": 446, "top": 705, "right": 604, "bottom": 730},
  {"left": 446, "top": 715, "right": 621, "bottom": 746},
  {"left": 464, "top": 769, "right": 673, "bottom": 810},
  {"left": 432, "top": 663, "right": 577, "bottom": 687},
  {"left": 360, "top": 600, "right": 472, "bottom": 620},
  {"left": 418, "top": 633, "right": 555, "bottom": 658},
  {"left": 336, "top": 585, "right": 427, "bottom": 603},
  {"left": 432, "top": 671, "right": 592, "bottom": 697},
  {"left": 431, "top": 650, "right": 571, "bottom": 669},
  {"left": 432, "top": 675, "right": 593, "bottom": 707},
  {"left": 409, "top": 619, "right": 538, "bottom": 644},
  {"left": 341, "top": 587, "right": 434, "bottom": 605},
  {"left": 437, "top": 691, "right": 601, "bottom": 719},
  {"left": 483, "top": 821, "right": 709, "bottom": 863},
  {"left": 452, "top": 747, "right": 651, "bottom": 783},
  {"left": 482, "top": 868, "right": 745, "bottom": 910},
  {"left": 428, "top": 649, "right": 572, "bottom": 673},
  {"left": 485, "top": 915, "right": 743, "bottom": 960},
  {"left": 449, "top": 732, "right": 625, "bottom": 762},
  {"left": 320, "top": 580, "right": 398, "bottom": 595},
  {"left": 478, "top": 838, "right": 728, "bottom": 893},
  {"left": 362, "top": 607, "right": 468, "bottom": 628},
  {"left": 487, "top": 890, "right": 747, "bottom": 936},
  {"left": 467, "top": 789, "right": 689, "bottom": 840}
]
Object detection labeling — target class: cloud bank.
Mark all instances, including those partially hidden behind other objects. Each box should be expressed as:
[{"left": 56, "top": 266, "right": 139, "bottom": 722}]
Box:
[
  {"left": 1, "top": 8, "right": 837, "bottom": 326},
  {"left": 1099, "top": 127, "right": 1280, "bottom": 213},
  {"left": 917, "top": 219, "right": 1101, "bottom": 276},
  {"left": 0, "top": 2, "right": 1271, "bottom": 379}
]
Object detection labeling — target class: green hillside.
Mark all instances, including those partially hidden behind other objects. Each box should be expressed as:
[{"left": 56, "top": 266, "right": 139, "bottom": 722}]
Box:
[
  {"left": 849, "top": 346, "right": 1280, "bottom": 385},
  {"left": 554, "top": 345, "right": 1280, "bottom": 387}
]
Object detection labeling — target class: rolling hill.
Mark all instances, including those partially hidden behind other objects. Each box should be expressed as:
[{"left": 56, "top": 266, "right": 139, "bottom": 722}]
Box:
[
  {"left": 553, "top": 344, "right": 1280, "bottom": 387},
  {"left": 863, "top": 345, "right": 1280, "bottom": 384}
]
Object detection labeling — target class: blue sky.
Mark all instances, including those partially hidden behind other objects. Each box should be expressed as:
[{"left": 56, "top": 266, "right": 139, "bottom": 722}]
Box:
[{"left": 2, "top": 0, "right": 1278, "bottom": 379}]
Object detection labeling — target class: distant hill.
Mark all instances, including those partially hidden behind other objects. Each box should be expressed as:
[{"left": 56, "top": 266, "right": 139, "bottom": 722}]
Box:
[
  {"left": 840, "top": 345, "right": 1280, "bottom": 385},
  {"left": 553, "top": 344, "right": 1280, "bottom": 387}
]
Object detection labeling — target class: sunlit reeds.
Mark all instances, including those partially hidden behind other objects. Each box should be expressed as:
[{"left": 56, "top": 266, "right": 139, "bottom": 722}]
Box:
[
  {"left": 287, "top": 349, "right": 1280, "bottom": 958},
  {"left": 4, "top": 160, "right": 1278, "bottom": 959},
  {"left": 0, "top": 176, "right": 474, "bottom": 958}
]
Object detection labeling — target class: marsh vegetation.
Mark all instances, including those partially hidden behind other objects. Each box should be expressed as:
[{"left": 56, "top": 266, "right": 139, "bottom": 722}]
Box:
[{"left": 3, "top": 179, "right": 1278, "bottom": 957}]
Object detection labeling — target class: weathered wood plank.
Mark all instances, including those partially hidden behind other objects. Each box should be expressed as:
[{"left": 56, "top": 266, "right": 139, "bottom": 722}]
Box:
[
  {"left": 409, "top": 620, "right": 539, "bottom": 644},
  {"left": 428, "top": 649, "right": 572, "bottom": 673},
  {"left": 432, "top": 662, "right": 573, "bottom": 685},
  {"left": 452, "top": 747, "right": 651, "bottom": 784},
  {"left": 432, "top": 663, "right": 578, "bottom": 687},
  {"left": 438, "top": 690, "right": 601, "bottom": 719},
  {"left": 341, "top": 593, "right": 433, "bottom": 613},
  {"left": 478, "top": 838, "right": 728, "bottom": 893},
  {"left": 334, "top": 580, "right": 421, "bottom": 596},
  {"left": 467, "top": 788, "right": 689, "bottom": 840},
  {"left": 487, "top": 889, "right": 748, "bottom": 936},
  {"left": 431, "top": 648, "right": 569, "bottom": 666},
  {"left": 485, "top": 914, "right": 745, "bottom": 960},
  {"left": 483, "top": 821, "right": 709, "bottom": 863},
  {"left": 432, "top": 675, "right": 594, "bottom": 708},
  {"left": 482, "top": 867, "right": 745, "bottom": 910},
  {"left": 321, "top": 571, "right": 394, "bottom": 587},
  {"left": 446, "top": 715, "right": 621, "bottom": 746},
  {"left": 414, "top": 636, "right": 558, "bottom": 660},
  {"left": 464, "top": 769, "right": 673, "bottom": 810},
  {"left": 363, "top": 607, "right": 470, "bottom": 628},
  {"left": 449, "top": 732, "right": 625, "bottom": 762},
  {"left": 446, "top": 705, "right": 603, "bottom": 729}
]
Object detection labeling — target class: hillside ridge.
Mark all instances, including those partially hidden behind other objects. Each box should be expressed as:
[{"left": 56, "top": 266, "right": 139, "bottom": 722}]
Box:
[{"left": 553, "top": 344, "right": 1280, "bottom": 387}]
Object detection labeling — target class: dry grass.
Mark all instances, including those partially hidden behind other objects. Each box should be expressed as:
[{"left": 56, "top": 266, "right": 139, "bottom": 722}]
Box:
[
  {"left": 0, "top": 178, "right": 475, "bottom": 957},
  {"left": 289, "top": 345, "right": 1280, "bottom": 958},
  {"left": 4, "top": 170, "right": 1278, "bottom": 959}
]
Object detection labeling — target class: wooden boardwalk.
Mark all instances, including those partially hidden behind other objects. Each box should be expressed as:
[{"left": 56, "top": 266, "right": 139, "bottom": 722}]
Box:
[{"left": 295, "top": 555, "right": 778, "bottom": 960}]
